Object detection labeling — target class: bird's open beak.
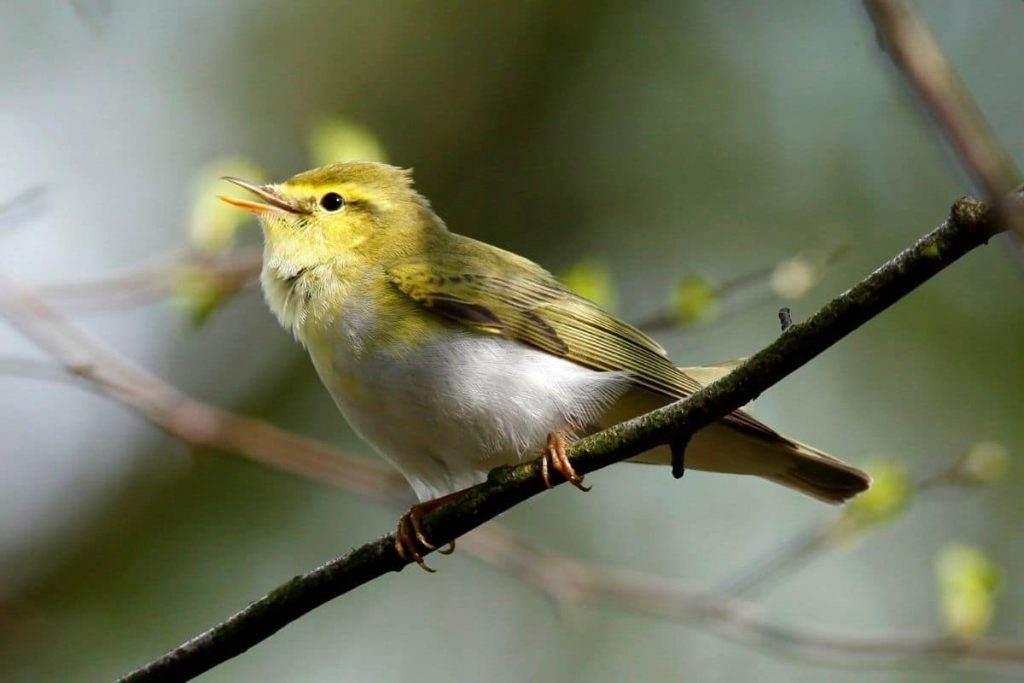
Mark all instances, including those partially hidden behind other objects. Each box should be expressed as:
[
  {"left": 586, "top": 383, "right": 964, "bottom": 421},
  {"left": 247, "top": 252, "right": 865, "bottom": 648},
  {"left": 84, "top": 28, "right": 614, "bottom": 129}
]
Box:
[{"left": 218, "top": 177, "right": 305, "bottom": 215}]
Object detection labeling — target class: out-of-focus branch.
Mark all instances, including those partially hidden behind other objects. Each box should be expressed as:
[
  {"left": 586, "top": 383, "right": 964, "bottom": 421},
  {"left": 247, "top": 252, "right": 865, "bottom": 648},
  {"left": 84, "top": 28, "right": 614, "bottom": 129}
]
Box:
[
  {"left": 6, "top": 345, "right": 1020, "bottom": 677},
  {"left": 713, "top": 453, "right": 990, "bottom": 598},
  {"left": 34, "top": 236, "right": 842, "bottom": 325},
  {"left": 864, "top": 0, "right": 1023, "bottom": 238},
  {"left": 0, "top": 186, "right": 47, "bottom": 232},
  {"left": 0, "top": 202, "right": 1017, "bottom": 678},
  {"left": 0, "top": 356, "right": 81, "bottom": 385},
  {"left": 0, "top": 273, "right": 403, "bottom": 500},
  {"left": 465, "top": 525, "right": 1024, "bottom": 677},
  {"left": 40, "top": 241, "right": 832, "bottom": 326},
  {"left": 635, "top": 243, "right": 847, "bottom": 333},
  {"left": 111, "top": 194, "right": 1009, "bottom": 682},
  {"left": 38, "top": 246, "right": 261, "bottom": 313}
]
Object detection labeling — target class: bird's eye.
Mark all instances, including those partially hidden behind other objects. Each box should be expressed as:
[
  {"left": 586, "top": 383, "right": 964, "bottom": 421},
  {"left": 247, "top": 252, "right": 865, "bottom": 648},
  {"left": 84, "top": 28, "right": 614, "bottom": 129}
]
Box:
[{"left": 319, "top": 192, "right": 345, "bottom": 212}]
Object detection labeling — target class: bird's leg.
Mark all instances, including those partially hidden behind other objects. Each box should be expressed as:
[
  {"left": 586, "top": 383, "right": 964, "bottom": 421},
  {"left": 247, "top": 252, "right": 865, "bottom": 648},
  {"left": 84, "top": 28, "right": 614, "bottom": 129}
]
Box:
[
  {"left": 395, "top": 490, "right": 462, "bottom": 572},
  {"left": 541, "top": 431, "right": 591, "bottom": 492}
]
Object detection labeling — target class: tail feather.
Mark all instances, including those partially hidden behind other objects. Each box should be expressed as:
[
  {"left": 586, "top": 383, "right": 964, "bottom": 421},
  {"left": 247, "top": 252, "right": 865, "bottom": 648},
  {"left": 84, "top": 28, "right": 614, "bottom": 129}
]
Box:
[
  {"left": 762, "top": 440, "right": 871, "bottom": 504},
  {"left": 680, "top": 362, "right": 871, "bottom": 504},
  {"left": 611, "top": 362, "right": 872, "bottom": 504}
]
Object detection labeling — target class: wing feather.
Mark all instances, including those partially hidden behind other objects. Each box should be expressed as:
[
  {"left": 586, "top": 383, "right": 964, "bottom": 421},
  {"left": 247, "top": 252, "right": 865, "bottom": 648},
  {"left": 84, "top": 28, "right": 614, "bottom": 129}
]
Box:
[
  {"left": 387, "top": 240, "right": 780, "bottom": 439},
  {"left": 386, "top": 240, "right": 704, "bottom": 399}
]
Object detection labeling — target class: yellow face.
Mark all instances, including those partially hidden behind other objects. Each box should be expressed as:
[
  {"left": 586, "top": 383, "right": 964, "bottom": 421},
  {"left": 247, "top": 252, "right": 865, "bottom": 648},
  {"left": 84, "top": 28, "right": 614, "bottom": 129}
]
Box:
[{"left": 219, "top": 161, "right": 443, "bottom": 271}]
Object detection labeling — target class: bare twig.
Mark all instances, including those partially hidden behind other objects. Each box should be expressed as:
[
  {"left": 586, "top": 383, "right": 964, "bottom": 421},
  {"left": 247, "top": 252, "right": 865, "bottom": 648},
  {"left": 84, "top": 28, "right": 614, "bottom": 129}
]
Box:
[
  {"left": 67, "top": 0, "right": 111, "bottom": 37},
  {"left": 0, "top": 356, "right": 82, "bottom": 385},
  {"left": 7, "top": 353, "right": 1020, "bottom": 677},
  {"left": 0, "top": 186, "right": 47, "bottom": 232},
  {"left": 0, "top": 273, "right": 404, "bottom": 500},
  {"left": 713, "top": 454, "right": 982, "bottom": 598},
  {"left": 1, "top": 199, "right": 1017, "bottom": 677},
  {"left": 40, "top": 242, "right": 828, "bottom": 322},
  {"left": 108, "top": 194, "right": 1007, "bottom": 682},
  {"left": 38, "top": 246, "right": 261, "bottom": 313},
  {"left": 463, "top": 525, "right": 1024, "bottom": 677},
  {"left": 864, "top": 0, "right": 1023, "bottom": 238},
  {"left": 636, "top": 244, "right": 847, "bottom": 333}
]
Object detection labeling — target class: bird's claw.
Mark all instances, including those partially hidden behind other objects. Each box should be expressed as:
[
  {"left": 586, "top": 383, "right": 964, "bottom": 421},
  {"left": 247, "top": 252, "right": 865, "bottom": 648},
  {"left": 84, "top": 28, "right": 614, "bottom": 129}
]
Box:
[
  {"left": 541, "top": 432, "right": 590, "bottom": 491},
  {"left": 394, "top": 501, "right": 457, "bottom": 572}
]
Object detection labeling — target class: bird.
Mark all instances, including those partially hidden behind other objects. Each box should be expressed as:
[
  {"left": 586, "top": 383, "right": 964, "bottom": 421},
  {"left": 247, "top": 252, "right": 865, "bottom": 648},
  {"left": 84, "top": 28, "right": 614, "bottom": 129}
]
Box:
[{"left": 219, "top": 161, "right": 870, "bottom": 570}]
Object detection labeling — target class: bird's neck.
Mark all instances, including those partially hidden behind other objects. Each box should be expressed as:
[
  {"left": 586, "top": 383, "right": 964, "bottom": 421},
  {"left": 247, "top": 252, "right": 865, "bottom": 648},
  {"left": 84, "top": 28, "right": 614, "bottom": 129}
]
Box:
[
  {"left": 260, "top": 252, "right": 352, "bottom": 346},
  {"left": 261, "top": 209, "right": 451, "bottom": 347}
]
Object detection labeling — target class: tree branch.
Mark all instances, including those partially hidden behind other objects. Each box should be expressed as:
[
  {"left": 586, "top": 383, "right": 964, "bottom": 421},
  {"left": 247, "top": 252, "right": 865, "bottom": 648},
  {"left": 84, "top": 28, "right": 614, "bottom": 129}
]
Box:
[
  {"left": 712, "top": 451, "right": 984, "bottom": 598},
  {"left": 113, "top": 194, "right": 1008, "bottom": 682},
  {"left": 463, "top": 525, "right": 1024, "bottom": 677},
  {"left": 0, "top": 272, "right": 405, "bottom": 501},
  {"left": 863, "top": 0, "right": 1023, "bottom": 238},
  {"left": 0, "top": 186, "right": 47, "bottom": 233},
  {"left": 38, "top": 246, "right": 261, "bottom": 313},
  {"left": 633, "top": 243, "right": 846, "bottom": 333},
  {"left": 3, "top": 264, "right": 1018, "bottom": 677}
]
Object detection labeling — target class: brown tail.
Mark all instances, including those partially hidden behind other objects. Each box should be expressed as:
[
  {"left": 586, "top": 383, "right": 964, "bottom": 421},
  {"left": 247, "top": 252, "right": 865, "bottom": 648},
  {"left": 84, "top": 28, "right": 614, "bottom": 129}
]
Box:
[
  {"left": 680, "top": 362, "right": 870, "bottom": 503},
  {"left": 761, "top": 438, "right": 871, "bottom": 504},
  {"left": 617, "top": 361, "right": 871, "bottom": 504}
]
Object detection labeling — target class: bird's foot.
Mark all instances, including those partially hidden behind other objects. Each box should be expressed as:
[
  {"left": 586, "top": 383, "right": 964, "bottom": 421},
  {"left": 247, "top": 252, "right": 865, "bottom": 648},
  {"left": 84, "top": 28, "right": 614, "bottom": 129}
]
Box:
[
  {"left": 395, "top": 495, "right": 458, "bottom": 572},
  {"left": 540, "top": 431, "right": 590, "bottom": 491}
]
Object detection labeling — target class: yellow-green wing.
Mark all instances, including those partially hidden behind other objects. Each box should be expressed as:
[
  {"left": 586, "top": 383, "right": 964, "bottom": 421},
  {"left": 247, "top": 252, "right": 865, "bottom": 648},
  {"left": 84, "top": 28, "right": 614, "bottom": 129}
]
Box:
[{"left": 386, "top": 240, "right": 704, "bottom": 399}]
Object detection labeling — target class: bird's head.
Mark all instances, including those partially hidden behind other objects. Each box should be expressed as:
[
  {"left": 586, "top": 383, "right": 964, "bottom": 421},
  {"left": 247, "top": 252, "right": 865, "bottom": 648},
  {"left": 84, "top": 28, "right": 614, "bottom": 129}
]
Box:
[
  {"left": 220, "top": 161, "right": 445, "bottom": 275},
  {"left": 220, "top": 161, "right": 447, "bottom": 336}
]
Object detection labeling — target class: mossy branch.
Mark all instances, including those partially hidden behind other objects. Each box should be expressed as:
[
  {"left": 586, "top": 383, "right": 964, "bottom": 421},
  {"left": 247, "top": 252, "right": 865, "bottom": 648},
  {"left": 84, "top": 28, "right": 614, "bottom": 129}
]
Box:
[{"left": 117, "top": 194, "right": 1009, "bottom": 683}]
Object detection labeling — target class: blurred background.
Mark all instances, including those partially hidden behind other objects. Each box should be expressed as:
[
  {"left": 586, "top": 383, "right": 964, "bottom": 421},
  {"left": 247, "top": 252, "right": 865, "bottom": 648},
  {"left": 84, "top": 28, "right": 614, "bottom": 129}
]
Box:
[{"left": 1, "top": 1, "right": 1022, "bottom": 681}]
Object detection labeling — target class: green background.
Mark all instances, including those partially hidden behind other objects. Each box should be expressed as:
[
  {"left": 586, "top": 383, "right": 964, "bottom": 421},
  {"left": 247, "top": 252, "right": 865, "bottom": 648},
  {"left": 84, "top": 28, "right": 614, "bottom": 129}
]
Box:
[{"left": 1, "top": 2, "right": 1021, "bottom": 681}]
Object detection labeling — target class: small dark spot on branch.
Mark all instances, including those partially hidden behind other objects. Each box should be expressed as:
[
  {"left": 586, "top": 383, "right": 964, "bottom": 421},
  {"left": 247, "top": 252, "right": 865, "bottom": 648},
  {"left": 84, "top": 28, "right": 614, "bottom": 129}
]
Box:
[
  {"left": 778, "top": 307, "right": 793, "bottom": 331},
  {"left": 670, "top": 435, "right": 690, "bottom": 479}
]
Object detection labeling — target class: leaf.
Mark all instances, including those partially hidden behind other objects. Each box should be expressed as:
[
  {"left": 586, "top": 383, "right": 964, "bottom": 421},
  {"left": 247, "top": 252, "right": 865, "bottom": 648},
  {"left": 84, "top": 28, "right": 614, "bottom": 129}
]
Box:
[
  {"left": 959, "top": 441, "right": 1011, "bottom": 484},
  {"left": 307, "top": 118, "right": 388, "bottom": 167},
  {"left": 838, "top": 460, "right": 909, "bottom": 534},
  {"left": 672, "top": 273, "right": 717, "bottom": 324},
  {"left": 171, "top": 269, "right": 230, "bottom": 328},
  {"left": 189, "top": 158, "right": 266, "bottom": 253},
  {"left": 558, "top": 258, "right": 617, "bottom": 312},
  {"left": 936, "top": 544, "right": 1001, "bottom": 639},
  {"left": 770, "top": 256, "right": 819, "bottom": 300}
]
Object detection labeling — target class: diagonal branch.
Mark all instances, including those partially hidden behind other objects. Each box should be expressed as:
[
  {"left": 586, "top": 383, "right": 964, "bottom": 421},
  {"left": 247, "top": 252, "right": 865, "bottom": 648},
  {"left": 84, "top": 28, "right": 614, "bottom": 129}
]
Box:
[
  {"left": 112, "top": 193, "right": 1009, "bottom": 682},
  {"left": 712, "top": 453, "right": 976, "bottom": 598},
  {"left": 3, "top": 271, "right": 1019, "bottom": 677},
  {"left": 38, "top": 246, "right": 261, "bottom": 313},
  {"left": 0, "top": 186, "right": 47, "bottom": 232},
  {"left": 464, "top": 525, "right": 1024, "bottom": 677},
  {"left": 0, "top": 272, "right": 405, "bottom": 501},
  {"left": 863, "top": 0, "right": 1023, "bottom": 238}
]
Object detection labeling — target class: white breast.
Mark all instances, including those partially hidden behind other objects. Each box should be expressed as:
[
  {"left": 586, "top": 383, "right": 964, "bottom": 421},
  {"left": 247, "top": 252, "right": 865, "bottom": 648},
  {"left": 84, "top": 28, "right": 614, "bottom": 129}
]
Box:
[{"left": 312, "top": 329, "right": 630, "bottom": 501}]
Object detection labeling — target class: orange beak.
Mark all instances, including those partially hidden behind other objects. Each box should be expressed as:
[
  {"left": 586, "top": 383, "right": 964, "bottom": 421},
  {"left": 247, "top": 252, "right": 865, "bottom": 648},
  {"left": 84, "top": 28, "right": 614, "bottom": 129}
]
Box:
[{"left": 218, "top": 177, "right": 305, "bottom": 215}]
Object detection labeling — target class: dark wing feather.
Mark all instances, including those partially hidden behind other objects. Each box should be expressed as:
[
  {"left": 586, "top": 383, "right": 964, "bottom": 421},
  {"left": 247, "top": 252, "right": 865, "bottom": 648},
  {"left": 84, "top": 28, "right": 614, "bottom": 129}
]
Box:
[
  {"left": 387, "top": 237, "right": 781, "bottom": 440},
  {"left": 386, "top": 240, "right": 704, "bottom": 398}
]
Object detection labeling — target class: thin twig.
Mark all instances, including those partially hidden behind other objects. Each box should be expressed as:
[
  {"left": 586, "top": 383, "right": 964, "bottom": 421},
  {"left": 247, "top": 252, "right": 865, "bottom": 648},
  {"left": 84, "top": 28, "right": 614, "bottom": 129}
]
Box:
[
  {"left": 864, "top": 0, "right": 1023, "bottom": 238},
  {"left": 2, "top": 204, "right": 1017, "bottom": 676},
  {"left": 110, "top": 194, "right": 1008, "bottom": 682},
  {"left": 463, "top": 526, "right": 1024, "bottom": 677},
  {"left": 7, "top": 346, "right": 1021, "bottom": 678},
  {"left": 0, "top": 356, "right": 83, "bottom": 385},
  {"left": 713, "top": 453, "right": 981, "bottom": 598},
  {"left": 635, "top": 243, "right": 847, "bottom": 333},
  {"left": 0, "top": 274, "right": 404, "bottom": 500},
  {"left": 38, "top": 246, "right": 262, "bottom": 313},
  {"left": 0, "top": 186, "right": 47, "bottom": 232}
]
